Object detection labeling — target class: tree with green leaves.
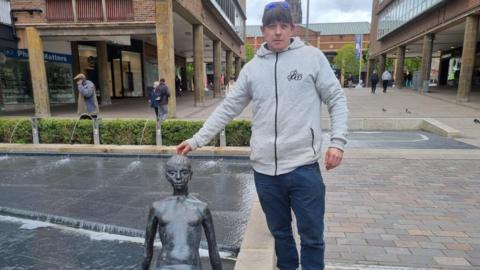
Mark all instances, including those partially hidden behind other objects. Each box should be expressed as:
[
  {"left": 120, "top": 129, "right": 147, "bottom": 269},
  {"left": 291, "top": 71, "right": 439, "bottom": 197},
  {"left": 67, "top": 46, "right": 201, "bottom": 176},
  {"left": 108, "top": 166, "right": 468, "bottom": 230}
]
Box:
[
  {"left": 404, "top": 57, "right": 421, "bottom": 72},
  {"left": 245, "top": 44, "right": 255, "bottom": 62},
  {"left": 334, "top": 44, "right": 363, "bottom": 79}
]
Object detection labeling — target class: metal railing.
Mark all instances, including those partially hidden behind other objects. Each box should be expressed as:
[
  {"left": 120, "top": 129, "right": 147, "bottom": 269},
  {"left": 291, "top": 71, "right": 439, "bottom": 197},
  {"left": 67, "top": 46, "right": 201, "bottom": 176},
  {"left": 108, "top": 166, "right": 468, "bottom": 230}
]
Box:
[{"left": 45, "top": 0, "right": 134, "bottom": 22}]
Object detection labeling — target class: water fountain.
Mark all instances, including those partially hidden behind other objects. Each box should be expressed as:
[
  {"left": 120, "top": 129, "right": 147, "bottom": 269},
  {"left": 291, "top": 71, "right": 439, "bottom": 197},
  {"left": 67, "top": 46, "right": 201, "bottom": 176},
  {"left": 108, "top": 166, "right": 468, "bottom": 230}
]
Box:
[
  {"left": 92, "top": 117, "right": 100, "bottom": 145},
  {"left": 138, "top": 119, "right": 149, "bottom": 145},
  {"left": 69, "top": 116, "right": 82, "bottom": 144},
  {"left": 156, "top": 118, "right": 162, "bottom": 146},
  {"left": 9, "top": 119, "right": 27, "bottom": 143},
  {"left": 220, "top": 128, "right": 226, "bottom": 147},
  {"left": 31, "top": 117, "right": 40, "bottom": 144}
]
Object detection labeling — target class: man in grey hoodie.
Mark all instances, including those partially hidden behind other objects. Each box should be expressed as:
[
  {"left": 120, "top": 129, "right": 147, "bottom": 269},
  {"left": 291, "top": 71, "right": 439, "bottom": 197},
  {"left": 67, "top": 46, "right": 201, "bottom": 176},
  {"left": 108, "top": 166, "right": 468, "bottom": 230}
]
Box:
[{"left": 177, "top": 2, "right": 348, "bottom": 269}]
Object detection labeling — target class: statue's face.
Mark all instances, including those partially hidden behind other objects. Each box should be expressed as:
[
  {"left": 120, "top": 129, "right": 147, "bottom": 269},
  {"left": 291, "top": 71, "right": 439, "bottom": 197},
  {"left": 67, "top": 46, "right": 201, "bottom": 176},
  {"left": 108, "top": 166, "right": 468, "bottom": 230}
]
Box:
[{"left": 165, "top": 163, "right": 192, "bottom": 190}]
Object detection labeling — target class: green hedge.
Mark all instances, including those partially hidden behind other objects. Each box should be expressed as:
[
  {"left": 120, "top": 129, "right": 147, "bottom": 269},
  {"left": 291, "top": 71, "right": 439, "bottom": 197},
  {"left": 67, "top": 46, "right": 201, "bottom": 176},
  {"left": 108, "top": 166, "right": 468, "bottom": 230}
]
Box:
[{"left": 0, "top": 118, "right": 251, "bottom": 146}]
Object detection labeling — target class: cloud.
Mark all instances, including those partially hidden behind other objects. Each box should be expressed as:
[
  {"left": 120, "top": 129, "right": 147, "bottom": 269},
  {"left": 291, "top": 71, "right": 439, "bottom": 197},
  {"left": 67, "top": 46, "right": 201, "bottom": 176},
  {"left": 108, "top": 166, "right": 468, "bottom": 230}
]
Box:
[{"left": 246, "top": 0, "right": 373, "bottom": 25}]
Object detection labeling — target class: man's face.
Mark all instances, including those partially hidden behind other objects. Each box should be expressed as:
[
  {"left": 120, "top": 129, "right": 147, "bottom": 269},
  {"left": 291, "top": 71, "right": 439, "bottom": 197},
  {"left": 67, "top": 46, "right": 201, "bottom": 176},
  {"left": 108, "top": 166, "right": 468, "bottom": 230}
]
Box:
[
  {"left": 165, "top": 163, "right": 192, "bottom": 190},
  {"left": 261, "top": 22, "right": 294, "bottom": 53}
]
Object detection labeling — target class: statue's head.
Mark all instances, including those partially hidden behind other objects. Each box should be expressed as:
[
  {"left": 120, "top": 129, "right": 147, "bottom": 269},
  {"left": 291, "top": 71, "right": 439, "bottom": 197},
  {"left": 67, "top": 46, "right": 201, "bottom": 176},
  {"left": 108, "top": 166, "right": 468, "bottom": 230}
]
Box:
[{"left": 165, "top": 155, "right": 192, "bottom": 191}]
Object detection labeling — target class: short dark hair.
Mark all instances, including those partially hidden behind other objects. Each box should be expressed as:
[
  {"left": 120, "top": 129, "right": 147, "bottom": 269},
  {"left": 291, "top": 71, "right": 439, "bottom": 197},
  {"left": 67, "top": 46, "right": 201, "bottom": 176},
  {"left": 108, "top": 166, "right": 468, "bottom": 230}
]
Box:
[
  {"left": 262, "top": 1, "right": 294, "bottom": 26},
  {"left": 160, "top": 78, "right": 165, "bottom": 83}
]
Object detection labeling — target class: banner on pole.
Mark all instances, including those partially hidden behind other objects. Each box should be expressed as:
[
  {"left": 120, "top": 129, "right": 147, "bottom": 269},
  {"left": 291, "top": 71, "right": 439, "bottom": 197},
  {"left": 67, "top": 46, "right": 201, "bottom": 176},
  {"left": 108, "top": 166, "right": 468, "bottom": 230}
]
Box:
[{"left": 355, "top": 34, "right": 362, "bottom": 60}]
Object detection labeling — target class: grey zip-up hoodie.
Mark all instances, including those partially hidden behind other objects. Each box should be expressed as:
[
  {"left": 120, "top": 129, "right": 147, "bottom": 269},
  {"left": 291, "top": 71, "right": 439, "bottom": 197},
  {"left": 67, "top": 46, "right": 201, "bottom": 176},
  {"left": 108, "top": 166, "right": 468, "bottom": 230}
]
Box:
[{"left": 186, "top": 37, "right": 348, "bottom": 176}]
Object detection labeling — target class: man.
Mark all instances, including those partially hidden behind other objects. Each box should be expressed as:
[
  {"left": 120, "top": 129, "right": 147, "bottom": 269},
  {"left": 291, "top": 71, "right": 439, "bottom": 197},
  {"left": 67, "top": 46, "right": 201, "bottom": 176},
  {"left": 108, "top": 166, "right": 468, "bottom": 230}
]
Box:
[
  {"left": 142, "top": 155, "right": 221, "bottom": 270},
  {"left": 149, "top": 81, "right": 161, "bottom": 119},
  {"left": 176, "top": 2, "right": 348, "bottom": 269},
  {"left": 370, "top": 70, "right": 379, "bottom": 94},
  {"left": 158, "top": 78, "right": 170, "bottom": 121},
  {"left": 382, "top": 69, "right": 392, "bottom": 93},
  {"left": 73, "top": 73, "right": 98, "bottom": 117}
]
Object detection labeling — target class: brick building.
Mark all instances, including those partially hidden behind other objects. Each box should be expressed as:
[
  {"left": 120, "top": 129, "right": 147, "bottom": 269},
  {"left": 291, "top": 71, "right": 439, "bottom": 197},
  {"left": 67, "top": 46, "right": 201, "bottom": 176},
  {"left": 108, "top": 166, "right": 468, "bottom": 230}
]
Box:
[
  {"left": 369, "top": 0, "right": 480, "bottom": 102},
  {"left": 0, "top": 0, "right": 246, "bottom": 116}
]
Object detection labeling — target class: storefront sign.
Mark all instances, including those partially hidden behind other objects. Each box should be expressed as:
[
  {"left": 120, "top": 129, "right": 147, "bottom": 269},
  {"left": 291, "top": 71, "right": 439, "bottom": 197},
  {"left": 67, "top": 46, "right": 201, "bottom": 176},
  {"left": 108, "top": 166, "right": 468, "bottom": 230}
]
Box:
[{"left": 3, "top": 49, "right": 72, "bottom": 64}]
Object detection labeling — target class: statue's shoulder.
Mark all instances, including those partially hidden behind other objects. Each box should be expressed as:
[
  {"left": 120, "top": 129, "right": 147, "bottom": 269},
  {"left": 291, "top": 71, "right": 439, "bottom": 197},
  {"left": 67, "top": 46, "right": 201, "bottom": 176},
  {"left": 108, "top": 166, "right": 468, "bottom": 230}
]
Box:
[{"left": 186, "top": 195, "right": 209, "bottom": 215}]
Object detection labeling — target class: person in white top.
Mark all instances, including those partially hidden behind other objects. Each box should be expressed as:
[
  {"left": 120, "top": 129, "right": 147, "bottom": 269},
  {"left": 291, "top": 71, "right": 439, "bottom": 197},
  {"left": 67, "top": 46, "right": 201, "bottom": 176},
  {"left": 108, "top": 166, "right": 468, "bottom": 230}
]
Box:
[
  {"left": 382, "top": 70, "right": 392, "bottom": 93},
  {"left": 225, "top": 76, "right": 236, "bottom": 96}
]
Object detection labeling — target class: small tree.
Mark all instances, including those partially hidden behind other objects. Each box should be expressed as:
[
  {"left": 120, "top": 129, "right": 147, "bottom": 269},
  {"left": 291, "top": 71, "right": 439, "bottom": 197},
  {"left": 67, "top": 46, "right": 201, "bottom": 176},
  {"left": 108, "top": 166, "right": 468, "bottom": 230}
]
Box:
[
  {"left": 245, "top": 44, "right": 255, "bottom": 62},
  {"left": 334, "top": 44, "right": 361, "bottom": 78},
  {"left": 405, "top": 57, "right": 421, "bottom": 72}
]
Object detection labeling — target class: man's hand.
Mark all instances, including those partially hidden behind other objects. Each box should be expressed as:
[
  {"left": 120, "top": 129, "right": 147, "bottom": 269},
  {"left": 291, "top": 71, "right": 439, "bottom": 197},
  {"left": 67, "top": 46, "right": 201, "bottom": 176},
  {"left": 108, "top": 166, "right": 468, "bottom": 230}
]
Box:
[
  {"left": 324, "top": 147, "right": 343, "bottom": 171},
  {"left": 176, "top": 141, "right": 192, "bottom": 155}
]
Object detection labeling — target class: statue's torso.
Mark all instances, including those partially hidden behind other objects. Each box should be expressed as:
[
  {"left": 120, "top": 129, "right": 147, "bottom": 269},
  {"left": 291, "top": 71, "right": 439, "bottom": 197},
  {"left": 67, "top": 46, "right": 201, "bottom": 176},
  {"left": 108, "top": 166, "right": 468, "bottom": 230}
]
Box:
[{"left": 153, "top": 196, "right": 208, "bottom": 268}]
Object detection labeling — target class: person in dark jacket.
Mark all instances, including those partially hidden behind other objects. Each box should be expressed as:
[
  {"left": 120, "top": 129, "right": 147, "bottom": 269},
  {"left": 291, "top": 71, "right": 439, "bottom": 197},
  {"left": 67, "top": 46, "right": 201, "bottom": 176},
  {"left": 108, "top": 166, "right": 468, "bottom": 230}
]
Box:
[
  {"left": 370, "top": 70, "right": 379, "bottom": 94},
  {"left": 149, "top": 81, "right": 161, "bottom": 119},
  {"left": 158, "top": 78, "right": 170, "bottom": 120}
]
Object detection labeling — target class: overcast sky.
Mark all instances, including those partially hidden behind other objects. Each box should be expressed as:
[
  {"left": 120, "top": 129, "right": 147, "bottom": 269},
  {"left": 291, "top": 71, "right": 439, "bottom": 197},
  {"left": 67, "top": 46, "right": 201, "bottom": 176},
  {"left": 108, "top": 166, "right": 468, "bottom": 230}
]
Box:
[{"left": 246, "top": 0, "right": 373, "bottom": 25}]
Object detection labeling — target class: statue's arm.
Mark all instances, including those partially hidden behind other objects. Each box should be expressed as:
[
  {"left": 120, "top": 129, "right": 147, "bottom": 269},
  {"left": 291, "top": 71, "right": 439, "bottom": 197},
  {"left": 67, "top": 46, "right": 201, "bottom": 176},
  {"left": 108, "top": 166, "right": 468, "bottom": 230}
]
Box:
[
  {"left": 202, "top": 208, "right": 222, "bottom": 270},
  {"left": 142, "top": 207, "right": 158, "bottom": 270}
]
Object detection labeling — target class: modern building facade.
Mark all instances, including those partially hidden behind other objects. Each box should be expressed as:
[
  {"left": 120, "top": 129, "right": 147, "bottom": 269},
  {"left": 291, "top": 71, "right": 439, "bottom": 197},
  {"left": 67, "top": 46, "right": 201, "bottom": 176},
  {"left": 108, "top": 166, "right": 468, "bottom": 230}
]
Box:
[
  {"left": 369, "top": 0, "right": 480, "bottom": 102},
  {"left": 0, "top": 0, "right": 246, "bottom": 116}
]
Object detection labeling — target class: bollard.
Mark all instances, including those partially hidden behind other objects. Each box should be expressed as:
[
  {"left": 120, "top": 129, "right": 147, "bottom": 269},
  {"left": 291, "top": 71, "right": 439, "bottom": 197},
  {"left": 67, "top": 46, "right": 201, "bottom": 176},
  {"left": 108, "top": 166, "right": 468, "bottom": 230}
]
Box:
[
  {"left": 31, "top": 117, "right": 40, "bottom": 144},
  {"left": 422, "top": 80, "right": 430, "bottom": 93},
  {"left": 220, "top": 129, "right": 226, "bottom": 147},
  {"left": 156, "top": 119, "right": 162, "bottom": 146},
  {"left": 93, "top": 117, "right": 101, "bottom": 145}
]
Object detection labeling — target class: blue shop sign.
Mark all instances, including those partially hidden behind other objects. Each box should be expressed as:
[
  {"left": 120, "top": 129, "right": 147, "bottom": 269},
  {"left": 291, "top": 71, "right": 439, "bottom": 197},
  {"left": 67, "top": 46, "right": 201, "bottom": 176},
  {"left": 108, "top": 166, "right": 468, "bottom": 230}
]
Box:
[{"left": 3, "top": 49, "right": 72, "bottom": 64}]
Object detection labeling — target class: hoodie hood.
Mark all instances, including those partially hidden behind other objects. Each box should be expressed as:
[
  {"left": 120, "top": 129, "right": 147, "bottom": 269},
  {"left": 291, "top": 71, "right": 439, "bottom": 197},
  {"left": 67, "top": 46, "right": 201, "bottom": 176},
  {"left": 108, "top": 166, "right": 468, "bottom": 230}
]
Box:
[{"left": 256, "top": 36, "right": 306, "bottom": 57}]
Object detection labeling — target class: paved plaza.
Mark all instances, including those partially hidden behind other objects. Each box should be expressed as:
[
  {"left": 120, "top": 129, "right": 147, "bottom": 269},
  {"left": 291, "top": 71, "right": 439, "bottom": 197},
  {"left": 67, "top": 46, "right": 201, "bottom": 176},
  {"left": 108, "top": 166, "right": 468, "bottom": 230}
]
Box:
[{"left": 1, "top": 87, "right": 480, "bottom": 269}]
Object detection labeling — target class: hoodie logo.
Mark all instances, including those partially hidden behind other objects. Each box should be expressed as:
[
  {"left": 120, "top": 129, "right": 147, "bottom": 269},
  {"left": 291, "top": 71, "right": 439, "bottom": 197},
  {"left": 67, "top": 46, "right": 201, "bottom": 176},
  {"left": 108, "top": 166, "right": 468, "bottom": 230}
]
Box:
[{"left": 287, "top": 70, "right": 303, "bottom": 81}]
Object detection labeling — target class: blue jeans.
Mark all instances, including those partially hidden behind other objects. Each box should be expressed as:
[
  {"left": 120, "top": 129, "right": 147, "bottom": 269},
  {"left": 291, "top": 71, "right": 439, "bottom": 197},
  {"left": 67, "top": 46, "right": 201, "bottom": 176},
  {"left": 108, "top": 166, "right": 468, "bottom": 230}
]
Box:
[{"left": 254, "top": 162, "right": 325, "bottom": 270}]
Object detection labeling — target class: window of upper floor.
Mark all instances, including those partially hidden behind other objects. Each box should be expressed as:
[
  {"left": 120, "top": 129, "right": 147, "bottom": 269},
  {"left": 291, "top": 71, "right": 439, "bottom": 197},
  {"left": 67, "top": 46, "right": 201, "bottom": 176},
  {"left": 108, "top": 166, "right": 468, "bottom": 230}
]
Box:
[{"left": 0, "top": 0, "right": 12, "bottom": 25}]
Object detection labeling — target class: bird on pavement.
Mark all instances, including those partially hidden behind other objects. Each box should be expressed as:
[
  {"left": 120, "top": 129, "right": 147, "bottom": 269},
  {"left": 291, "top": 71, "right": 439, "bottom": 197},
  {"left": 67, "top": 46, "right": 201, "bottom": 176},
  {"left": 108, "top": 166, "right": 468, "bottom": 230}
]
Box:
[
  {"left": 474, "top": 118, "right": 480, "bottom": 124},
  {"left": 405, "top": 108, "right": 411, "bottom": 114}
]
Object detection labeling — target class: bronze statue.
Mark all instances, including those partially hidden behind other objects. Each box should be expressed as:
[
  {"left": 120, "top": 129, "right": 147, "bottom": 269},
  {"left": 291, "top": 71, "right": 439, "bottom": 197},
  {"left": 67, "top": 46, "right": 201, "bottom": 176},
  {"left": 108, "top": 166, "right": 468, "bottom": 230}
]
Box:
[{"left": 142, "top": 155, "right": 222, "bottom": 270}]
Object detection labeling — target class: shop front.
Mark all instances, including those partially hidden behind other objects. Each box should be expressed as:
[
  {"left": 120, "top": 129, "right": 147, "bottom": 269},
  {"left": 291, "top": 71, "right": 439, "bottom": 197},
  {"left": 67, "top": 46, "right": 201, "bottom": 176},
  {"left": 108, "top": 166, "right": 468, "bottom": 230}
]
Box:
[{"left": 0, "top": 48, "right": 75, "bottom": 110}]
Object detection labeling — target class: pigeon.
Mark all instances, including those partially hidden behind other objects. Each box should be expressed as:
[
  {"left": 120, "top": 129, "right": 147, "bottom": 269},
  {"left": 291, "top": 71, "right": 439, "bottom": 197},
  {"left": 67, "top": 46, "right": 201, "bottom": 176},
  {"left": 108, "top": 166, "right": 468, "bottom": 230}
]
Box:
[
  {"left": 474, "top": 118, "right": 480, "bottom": 124},
  {"left": 405, "top": 108, "right": 411, "bottom": 114},
  {"left": 382, "top": 108, "right": 387, "bottom": 112}
]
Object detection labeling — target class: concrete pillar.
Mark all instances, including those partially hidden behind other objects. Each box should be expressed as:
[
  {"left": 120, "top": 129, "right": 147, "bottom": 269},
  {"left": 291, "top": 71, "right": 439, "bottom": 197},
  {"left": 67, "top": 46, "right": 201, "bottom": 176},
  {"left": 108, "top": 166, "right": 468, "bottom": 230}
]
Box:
[
  {"left": 25, "top": 27, "right": 50, "bottom": 117},
  {"left": 194, "top": 24, "right": 205, "bottom": 106},
  {"left": 226, "top": 50, "right": 233, "bottom": 85},
  {"left": 457, "top": 15, "right": 479, "bottom": 102},
  {"left": 378, "top": 54, "right": 386, "bottom": 75},
  {"left": 235, "top": 56, "right": 241, "bottom": 78},
  {"left": 71, "top": 41, "right": 80, "bottom": 102},
  {"left": 419, "top": 34, "right": 434, "bottom": 92},
  {"left": 155, "top": 0, "right": 176, "bottom": 117},
  {"left": 366, "top": 59, "right": 375, "bottom": 87},
  {"left": 394, "top": 46, "right": 406, "bottom": 88},
  {"left": 213, "top": 40, "right": 222, "bottom": 98},
  {"left": 96, "top": 41, "right": 111, "bottom": 105}
]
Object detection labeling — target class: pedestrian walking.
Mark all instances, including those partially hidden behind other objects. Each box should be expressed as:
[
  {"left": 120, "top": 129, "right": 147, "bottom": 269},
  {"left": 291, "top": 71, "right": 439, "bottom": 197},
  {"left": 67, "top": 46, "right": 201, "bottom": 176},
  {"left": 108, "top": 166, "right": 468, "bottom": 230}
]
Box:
[
  {"left": 382, "top": 70, "right": 392, "bottom": 93},
  {"left": 157, "top": 78, "right": 170, "bottom": 121},
  {"left": 225, "top": 76, "right": 236, "bottom": 96},
  {"left": 176, "top": 2, "right": 348, "bottom": 269},
  {"left": 148, "top": 81, "right": 161, "bottom": 119},
  {"left": 74, "top": 73, "right": 99, "bottom": 118},
  {"left": 370, "top": 70, "right": 379, "bottom": 94}
]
